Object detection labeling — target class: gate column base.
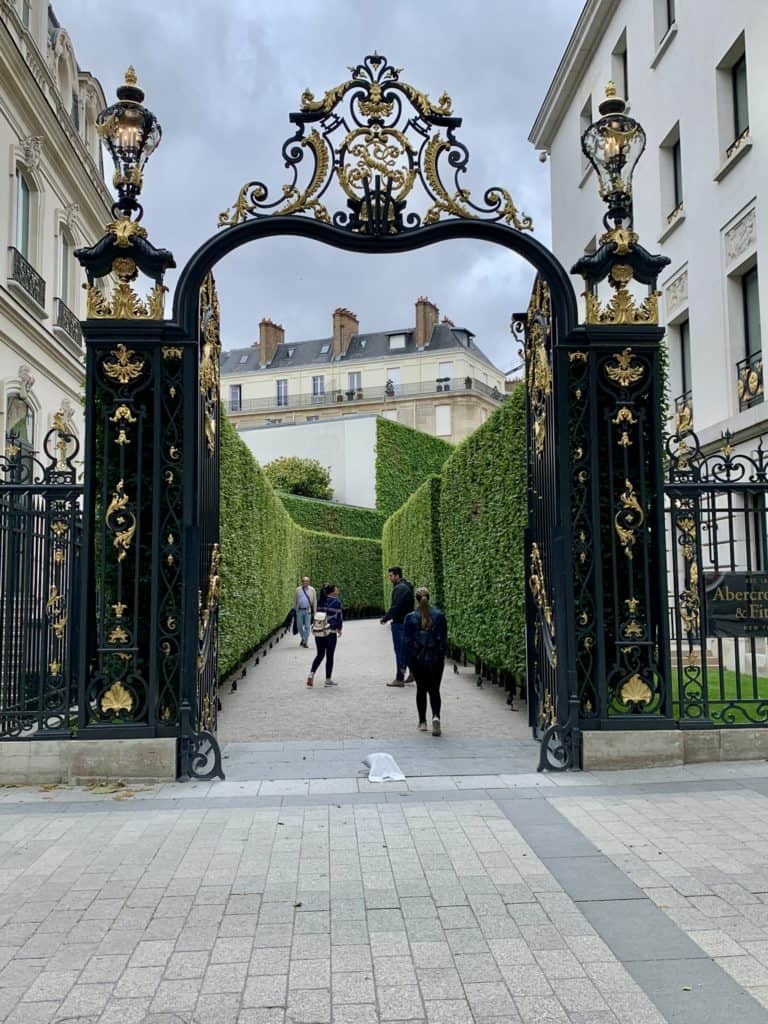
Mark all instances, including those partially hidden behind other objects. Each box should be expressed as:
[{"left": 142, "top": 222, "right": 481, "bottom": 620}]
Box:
[
  {"left": 582, "top": 728, "right": 768, "bottom": 770},
  {"left": 0, "top": 738, "right": 177, "bottom": 785}
]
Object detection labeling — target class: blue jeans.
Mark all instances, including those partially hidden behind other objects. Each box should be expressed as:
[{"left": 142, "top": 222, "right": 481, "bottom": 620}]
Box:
[
  {"left": 391, "top": 622, "right": 407, "bottom": 681},
  {"left": 297, "top": 608, "right": 311, "bottom": 644}
]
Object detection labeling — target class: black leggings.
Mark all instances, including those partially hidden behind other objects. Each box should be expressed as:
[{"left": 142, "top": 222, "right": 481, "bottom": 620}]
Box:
[
  {"left": 310, "top": 633, "right": 337, "bottom": 678},
  {"left": 412, "top": 661, "right": 444, "bottom": 721}
]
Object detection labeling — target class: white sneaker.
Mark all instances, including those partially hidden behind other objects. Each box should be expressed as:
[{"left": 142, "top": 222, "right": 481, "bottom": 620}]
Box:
[
  {"left": 324, "top": 679, "right": 338, "bottom": 687},
  {"left": 432, "top": 718, "right": 441, "bottom": 736},
  {"left": 418, "top": 721, "right": 428, "bottom": 732}
]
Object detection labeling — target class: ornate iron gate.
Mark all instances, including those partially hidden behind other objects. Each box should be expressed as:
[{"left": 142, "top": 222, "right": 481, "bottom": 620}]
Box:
[
  {"left": 521, "top": 278, "right": 580, "bottom": 770},
  {"left": 0, "top": 421, "right": 81, "bottom": 738},
  {"left": 667, "top": 429, "right": 768, "bottom": 726}
]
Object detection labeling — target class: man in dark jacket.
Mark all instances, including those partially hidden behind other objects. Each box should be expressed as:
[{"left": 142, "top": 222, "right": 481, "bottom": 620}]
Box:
[{"left": 380, "top": 566, "right": 415, "bottom": 686}]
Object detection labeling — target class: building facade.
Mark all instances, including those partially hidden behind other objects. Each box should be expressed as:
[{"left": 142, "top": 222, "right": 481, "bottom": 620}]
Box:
[
  {"left": 530, "top": 0, "right": 766, "bottom": 451},
  {"left": 221, "top": 297, "right": 508, "bottom": 445},
  {"left": 0, "top": 1, "right": 111, "bottom": 452}
]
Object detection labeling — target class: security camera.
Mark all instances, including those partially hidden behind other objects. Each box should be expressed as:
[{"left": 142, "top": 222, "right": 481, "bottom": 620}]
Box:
[{"left": 538, "top": 151, "right": 548, "bottom": 163}]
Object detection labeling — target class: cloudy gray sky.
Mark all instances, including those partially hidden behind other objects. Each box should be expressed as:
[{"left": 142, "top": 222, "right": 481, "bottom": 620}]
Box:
[{"left": 58, "top": 0, "right": 583, "bottom": 371}]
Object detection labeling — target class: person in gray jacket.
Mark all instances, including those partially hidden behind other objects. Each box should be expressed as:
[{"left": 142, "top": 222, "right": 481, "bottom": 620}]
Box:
[{"left": 294, "top": 576, "right": 317, "bottom": 648}]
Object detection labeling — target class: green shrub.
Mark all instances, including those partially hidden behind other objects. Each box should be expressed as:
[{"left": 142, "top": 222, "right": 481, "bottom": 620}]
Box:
[
  {"left": 263, "top": 455, "right": 333, "bottom": 499},
  {"left": 381, "top": 475, "right": 444, "bottom": 609},
  {"left": 219, "top": 417, "right": 383, "bottom": 678},
  {"left": 279, "top": 492, "right": 386, "bottom": 539},
  {"left": 439, "top": 386, "right": 527, "bottom": 677},
  {"left": 375, "top": 417, "right": 452, "bottom": 518}
]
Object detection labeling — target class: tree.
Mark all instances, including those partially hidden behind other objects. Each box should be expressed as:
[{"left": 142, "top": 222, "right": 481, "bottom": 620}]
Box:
[{"left": 263, "top": 456, "right": 333, "bottom": 500}]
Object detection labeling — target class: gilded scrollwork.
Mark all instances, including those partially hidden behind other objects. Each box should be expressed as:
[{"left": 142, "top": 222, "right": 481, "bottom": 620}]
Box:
[
  {"left": 105, "top": 480, "right": 136, "bottom": 562},
  {"left": 529, "top": 542, "right": 556, "bottom": 668},
  {"left": 217, "top": 52, "right": 532, "bottom": 236},
  {"left": 605, "top": 348, "right": 645, "bottom": 389},
  {"left": 614, "top": 479, "right": 645, "bottom": 559},
  {"left": 103, "top": 344, "right": 145, "bottom": 386},
  {"left": 199, "top": 274, "right": 221, "bottom": 455},
  {"left": 198, "top": 543, "right": 222, "bottom": 671},
  {"left": 524, "top": 277, "right": 552, "bottom": 457}
]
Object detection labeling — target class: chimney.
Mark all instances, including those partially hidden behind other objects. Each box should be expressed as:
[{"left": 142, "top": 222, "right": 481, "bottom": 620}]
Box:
[
  {"left": 332, "top": 307, "right": 359, "bottom": 357},
  {"left": 415, "top": 296, "right": 439, "bottom": 348},
  {"left": 257, "top": 318, "right": 284, "bottom": 367}
]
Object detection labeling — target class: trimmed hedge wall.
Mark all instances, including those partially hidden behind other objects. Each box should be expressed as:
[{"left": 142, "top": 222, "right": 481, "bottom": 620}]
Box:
[
  {"left": 380, "top": 386, "right": 527, "bottom": 680},
  {"left": 220, "top": 417, "right": 383, "bottom": 678},
  {"left": 375, "top": 417, "right": 452, "bottom": 518},
  {"left": 381, "top": 475, "right": 444, "bottom": 609},
  {"left": 279, "top": 492, "right": 386, "bottom": 539},
  {"left": 440, "top": 386, "right": 527, "bottom": 677}
]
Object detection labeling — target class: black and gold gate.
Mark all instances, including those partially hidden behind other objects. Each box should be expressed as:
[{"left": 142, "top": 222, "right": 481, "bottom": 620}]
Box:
[{"left": 65, "top": 59, "right": 680, "bottom": 775}]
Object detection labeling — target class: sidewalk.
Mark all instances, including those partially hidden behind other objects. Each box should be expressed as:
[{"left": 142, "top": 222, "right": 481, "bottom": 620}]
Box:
[{"left": 1, "top": 761, "right": 768, "bottom": 1022}]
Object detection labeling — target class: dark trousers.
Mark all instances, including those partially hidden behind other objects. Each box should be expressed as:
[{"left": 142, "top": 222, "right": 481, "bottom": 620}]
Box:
[
  {"left": 413, "top": 661, "right": 444, "bottom": 721},
  {"left": 311, "top": 633, "right": 337, "bottom": 678},
  {"left": 391, "top": 622, "right": 407, "bottom": 680}
]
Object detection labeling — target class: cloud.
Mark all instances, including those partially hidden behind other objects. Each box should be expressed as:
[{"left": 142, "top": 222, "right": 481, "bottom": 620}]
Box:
[{"left": 56, "top": 0, "right": 583, "bottom": 366}]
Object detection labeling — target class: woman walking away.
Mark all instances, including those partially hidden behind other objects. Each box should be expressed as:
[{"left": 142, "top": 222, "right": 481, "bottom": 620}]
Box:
[
  {"left": 404, "top": 586, "right": 447, "bottom": 736},
  {"left": 307, "top": 584, "right": 343, "bottom": 688}
]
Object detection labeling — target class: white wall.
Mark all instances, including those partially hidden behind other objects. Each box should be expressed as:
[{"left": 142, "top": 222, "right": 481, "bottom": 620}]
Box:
[{"left": 239, "top": 414, "right": 378, "bottom": 509}]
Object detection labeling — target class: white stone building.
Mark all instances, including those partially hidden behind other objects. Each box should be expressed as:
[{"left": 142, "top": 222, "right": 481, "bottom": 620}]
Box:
[
  {"left": 529, "top": 0, "right": 766, "bottom": 450},
  {"left": 0, "top": 2, "right": 111, "bottom": 453}
]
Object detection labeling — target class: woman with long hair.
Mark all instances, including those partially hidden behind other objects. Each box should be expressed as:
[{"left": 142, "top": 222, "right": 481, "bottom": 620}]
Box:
[
  {"left": 306, "top": 583, "right": 343, "bottom": 688},
  {"left": 403, "top": 585, "right": 447, "bottom": 735}
]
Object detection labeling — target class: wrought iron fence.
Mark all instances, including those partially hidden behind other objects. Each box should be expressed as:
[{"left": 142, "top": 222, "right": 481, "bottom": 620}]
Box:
[
  {"left": 225, "top": 375, "right": 505, "bottom": 414},
  {"left": 0, "top": 425, "right": 82, "bottom": 738},
  {"left": 8, "top": 246, "right": 45, "bottom": 308},
  {"left": 666, "top": 429, "right": 768, "bottom": 726}
]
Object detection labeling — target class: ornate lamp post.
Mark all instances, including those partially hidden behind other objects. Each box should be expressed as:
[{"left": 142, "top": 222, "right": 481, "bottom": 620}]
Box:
[{"left": 96, "top": 66, "right": 162, "bottom": 221}]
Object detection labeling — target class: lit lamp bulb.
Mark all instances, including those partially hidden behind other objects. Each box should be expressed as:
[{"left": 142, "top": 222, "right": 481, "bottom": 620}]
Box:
[{"left": 581, "top": 82, "right": 646, "bottom": 229}]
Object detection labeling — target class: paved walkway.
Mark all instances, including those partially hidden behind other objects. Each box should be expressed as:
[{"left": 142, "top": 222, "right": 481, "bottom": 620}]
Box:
[
  {"left": 2, "top": 761, "right": 768, "bottom": 1022},
  {"left": 218, "top": 620, "right": 537, "bottom": 781}
]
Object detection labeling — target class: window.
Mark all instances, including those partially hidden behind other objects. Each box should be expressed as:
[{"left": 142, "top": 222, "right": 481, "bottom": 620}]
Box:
[
  {"left": 579, "top": 97, "right": 593, "bottom": 174},
  {"left": 435, "top": 405, "right": 452, "bottom": 437},
  {"left": 660, "top": 124, "right": 683, "bottom": 222},
  {"left": 228, "top": 384, "right": 242, "bottom": 411},
  {"left": 359, "top": 338, "right": 367, "bottom": 349},
  {"left": 312, "top": 375, "right": 325, "bottom": 397},
  {"left": 437, "top": 361, "right": 452, "bottom": 391},
  {"left": 238, "top": 354, "right": 248, "bottom": 364},
  {"left": 21, "top": 0, "right": 30, "bottom": 28},
  {"left": 276, "top": 379, "right": 288, "bottom": 407},
  {"left": 287, "top": 348, "right": 295, "bottom": 359},
  {"left": 6, "top": 392, "right": 34, "bottom": 447},
  {"left": 59, "top": 232, "right": 72, "bottom": 305},
  {"left": 743, "top": 266, "right": 761, "bottom": 360},
  {"left": 15, "top": 171, "right": 30, "bottom": 258},
  {"left": 347, "top": 371, "right": 361, "bottom": 392},
  {"left": 306, "top": 415, "right": 320, "bottom": 423},
  {"left": 732, "top": 54, "right": 749, "bottom": 140},
  {"left": 388, "top": 333, "right": 406, "bottom": 350},
  {"left": 319, "top": 343, "right": 330, "bottom": 354},
  {"left": 386, "top": 367, "right": 401, "bottom": 394},
  {"left": 672, "top": 140, "right": 683, "bottom": 210},
  {"left": 611, "top": 31, "right": 628, "bottom": 100},
  {"left": 679, "top": 318, "right": 691, "bottom": 395}
]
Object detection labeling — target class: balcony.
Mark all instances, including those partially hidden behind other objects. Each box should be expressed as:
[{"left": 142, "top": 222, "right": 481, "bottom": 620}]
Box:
[
  {"left": 53, "top": 297, "right": 83, "bottom": 356},
  {"left": 674, "top": 390, "right": 693, "bottom": 435},
  {"left": 226, "top": 376, "right": 505, "bottom": 416},
  {"left": 8, "top": 246, "right": 46, "bottom": 314},
  {"left": 737, "top": 352, "right": 763, "bottom": 411}
]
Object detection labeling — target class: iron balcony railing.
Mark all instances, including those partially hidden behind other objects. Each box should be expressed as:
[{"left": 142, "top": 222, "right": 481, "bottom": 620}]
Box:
[
  {"left": 225, "top": 375, "right": 505, "bottom": 415},
  {"left": 8, "top": 246, "right": 45, "bottom": 308},
  {"left": 674, "top": 390, "right": 693, "bottom": 434},
  {"left": 736, "top": 352, "right": 763, "bottom": 411},
  {"left": 53, "top": 297, "right": 83, "bottom": 347}
]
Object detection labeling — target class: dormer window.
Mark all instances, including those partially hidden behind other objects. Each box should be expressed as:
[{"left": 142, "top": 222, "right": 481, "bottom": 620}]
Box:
[
  {"left": 359, "top": 338, "right": 367, "bottom": 349},
  {"left": 320, "top": 343, "right": 331, "bottom": 354},
  {"left": 389, "top": 333, "right": 406, "bottom": 350},
  {"left": 239, "top": 354, "right": 248, "bottom": 364},
  {"left": 287, "top": 348, "right": 295, "bottom": 358}
]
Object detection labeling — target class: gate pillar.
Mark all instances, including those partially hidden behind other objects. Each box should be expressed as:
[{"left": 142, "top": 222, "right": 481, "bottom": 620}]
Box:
[{"left": 74, "top": 69, "right": 223, "bottom": 779}]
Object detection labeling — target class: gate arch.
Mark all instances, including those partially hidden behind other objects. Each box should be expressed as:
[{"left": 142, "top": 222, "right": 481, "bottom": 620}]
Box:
[{"left": 71, "top": 55, "right": 672, "bottom": 778}]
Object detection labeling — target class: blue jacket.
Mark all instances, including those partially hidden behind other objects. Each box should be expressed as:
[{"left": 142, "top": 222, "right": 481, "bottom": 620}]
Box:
[{"left": 404, "top": 607, "right": 447, "bottom": 666}]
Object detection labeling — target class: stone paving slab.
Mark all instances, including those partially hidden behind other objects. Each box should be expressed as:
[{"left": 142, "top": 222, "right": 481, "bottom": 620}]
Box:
[{"left": 218, "top": 619, "right": 531, "bottom": 744}]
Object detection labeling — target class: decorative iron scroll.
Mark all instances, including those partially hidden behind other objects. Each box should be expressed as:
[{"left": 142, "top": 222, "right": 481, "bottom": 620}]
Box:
[
  {"left": 199, "top": 274, "right": 221, "bottom": 455},
  {"left": 523, "top": 278, "right": 552, "bottom": 458},
  {"left": 218, "top": 52, "right": 533, "bottom": 236}
]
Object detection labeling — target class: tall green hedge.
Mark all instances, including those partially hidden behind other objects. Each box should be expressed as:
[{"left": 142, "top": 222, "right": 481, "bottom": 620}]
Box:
[
  {"left": 279, "top": 492, "right": 386, "bottom": 539},
  {"left": 381, "top": 475, "right": 444, "bottom": 609},
  {"left": 440, "top": 386, "right": 527, "bottom": 677},
  {"left": 375, "top": 417, "right": 452, "bottom": 518},
  {"left": 220, "top": 417, "right": 383, "bottom": 677}
]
